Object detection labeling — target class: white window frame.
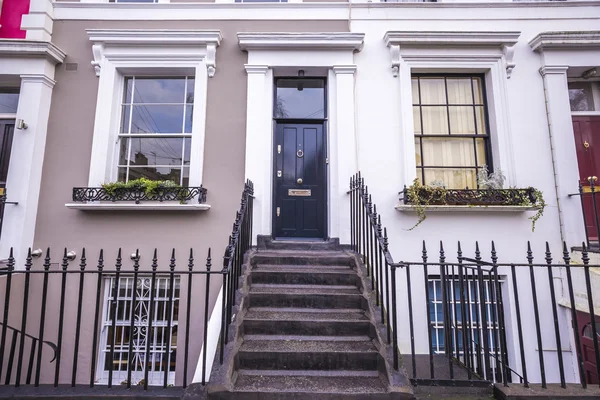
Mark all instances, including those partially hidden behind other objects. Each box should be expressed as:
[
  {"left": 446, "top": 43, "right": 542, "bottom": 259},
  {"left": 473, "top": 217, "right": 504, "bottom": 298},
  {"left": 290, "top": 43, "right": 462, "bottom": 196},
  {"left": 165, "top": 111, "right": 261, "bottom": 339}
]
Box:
[
  {"left": 86, "top": 29, "right": 221, "bottom": 189},
  {"left": 569, "top": 78, "right": 600, "bottom": 116},
  {"left": 385, "top": 31, "right": 520, "bottom": 187}
]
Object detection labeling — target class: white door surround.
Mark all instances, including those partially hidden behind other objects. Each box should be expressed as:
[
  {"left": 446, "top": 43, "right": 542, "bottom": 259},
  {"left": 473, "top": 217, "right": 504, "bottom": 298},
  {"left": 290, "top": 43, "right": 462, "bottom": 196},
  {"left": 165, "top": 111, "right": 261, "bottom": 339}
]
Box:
[
  {"left": 238, "top": 32, "right": 364, "bottom": 243},
  {"left": 0, "top": 40, "right": 66, "bottom": 265}
]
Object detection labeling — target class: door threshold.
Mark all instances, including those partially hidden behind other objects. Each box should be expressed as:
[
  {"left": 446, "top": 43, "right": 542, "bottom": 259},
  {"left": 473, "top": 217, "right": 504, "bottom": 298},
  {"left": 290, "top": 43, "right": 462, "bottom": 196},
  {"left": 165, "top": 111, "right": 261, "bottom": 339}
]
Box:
[{"left": 272, "top": 238, "right": 327, "bottom": 242}]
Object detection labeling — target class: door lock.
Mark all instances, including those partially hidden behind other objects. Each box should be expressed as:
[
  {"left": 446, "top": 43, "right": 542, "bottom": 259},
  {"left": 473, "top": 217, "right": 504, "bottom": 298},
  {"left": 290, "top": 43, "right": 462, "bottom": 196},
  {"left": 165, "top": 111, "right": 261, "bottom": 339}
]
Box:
[
  {"left": 584, "top": 141, "right": 590, "bottom": 149},
  {"left": 297, "top": 178, "right": 303, "bottom": 185},
  {"left": 277, "top": 170, "right": 282, "bottom": 178},
  {"left": 276, "top": 207, "right": 280, "bottom": 217}
]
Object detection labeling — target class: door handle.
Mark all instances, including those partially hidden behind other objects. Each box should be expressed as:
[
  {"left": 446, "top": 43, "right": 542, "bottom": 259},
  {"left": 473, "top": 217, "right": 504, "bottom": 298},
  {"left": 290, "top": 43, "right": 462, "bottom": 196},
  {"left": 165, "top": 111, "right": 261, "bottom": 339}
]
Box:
[{"left": 297, "top": 178, "right": 303, "bottom": 185}]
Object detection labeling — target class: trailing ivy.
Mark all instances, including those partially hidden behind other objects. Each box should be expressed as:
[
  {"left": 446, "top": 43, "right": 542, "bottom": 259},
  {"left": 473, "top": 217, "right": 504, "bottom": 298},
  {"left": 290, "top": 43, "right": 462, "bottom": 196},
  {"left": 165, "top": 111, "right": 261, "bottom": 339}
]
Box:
[{"left": 404, "top": 179, "right": 546, "bottom": 232}]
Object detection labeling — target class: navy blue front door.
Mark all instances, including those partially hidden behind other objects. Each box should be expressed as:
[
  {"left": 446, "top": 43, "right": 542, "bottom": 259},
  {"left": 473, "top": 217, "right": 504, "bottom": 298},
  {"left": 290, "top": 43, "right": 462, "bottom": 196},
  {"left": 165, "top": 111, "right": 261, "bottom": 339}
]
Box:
[{"left": 273, "top": 123, "right": 326, "bottom": 239}]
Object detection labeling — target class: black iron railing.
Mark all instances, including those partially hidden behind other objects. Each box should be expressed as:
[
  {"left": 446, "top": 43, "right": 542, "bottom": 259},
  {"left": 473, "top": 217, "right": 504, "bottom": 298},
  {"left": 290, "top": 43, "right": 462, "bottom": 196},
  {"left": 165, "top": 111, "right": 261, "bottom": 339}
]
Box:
[
  {"left": 0, "top": 180, "right": 253, "bottom": 389},
  {"left": 219, "top": 180, "right": 254, "bottom": 363},
  {"left": 351, "top": 172, "right": 600, "bottom": 389},
  {"left": 569, "top": 179, "right": 600, "bottom": 250},
  {"left": 72, "top": 186, "right": 208, "bottom": 204},
  {"left": 399, "top": 186, "right": 536, "bottom": 206}
]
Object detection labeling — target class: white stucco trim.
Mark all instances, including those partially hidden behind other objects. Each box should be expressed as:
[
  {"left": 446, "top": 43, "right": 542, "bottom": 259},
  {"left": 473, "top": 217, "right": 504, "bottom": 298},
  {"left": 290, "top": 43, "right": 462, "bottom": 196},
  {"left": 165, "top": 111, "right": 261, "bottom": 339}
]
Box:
[
  {"left": 64, "top": 203, "right": 211, "bottom": 211},
  {"left": 0, "top": 40, "right": 65, "bottom": 64},
  {"left": 240, "top": 32, "right": 364, "bottom": 243},
  {"left": 86, "top": 29, "right": 221, "bottom": 189},
  {"left": 238, "top": 32, "right": 364, "bottom": 51},
  {"left": 384, "top": 30, "right": 519, "bottom": 188},
  {"left": 22, "top": 0, "right": 54, "bottom": 41},
  {"left": 0, "top": 40, "right": 65, "bottom": 265},
  {"left": 529, "top": 31, "right": 600, "bottom": 52},
  {"left": 529, "top": 31, "right": 600, "bottom": 248}
]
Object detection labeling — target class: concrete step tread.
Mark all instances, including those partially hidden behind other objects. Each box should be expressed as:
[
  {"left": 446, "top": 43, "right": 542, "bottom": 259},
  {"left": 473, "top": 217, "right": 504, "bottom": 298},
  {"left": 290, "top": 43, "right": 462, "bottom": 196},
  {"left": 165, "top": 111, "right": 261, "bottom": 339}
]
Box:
[
  {"left": 244, "top": 309, "right": 368, "bottom": 321},
  {"left": 239, "top": 339, "right": 377, "bottom": 353},
  {"left": 249, "top": 285, "right": 362, "bottom": 295},
  {"left": 253, "top": 264, "right": 354, "bottom": 272},
  {"left": 243, "top": 334, "right": 373, "bottom": 342},
  {"left": 233, "top": 373, "right": 388, "bottom": 394}
]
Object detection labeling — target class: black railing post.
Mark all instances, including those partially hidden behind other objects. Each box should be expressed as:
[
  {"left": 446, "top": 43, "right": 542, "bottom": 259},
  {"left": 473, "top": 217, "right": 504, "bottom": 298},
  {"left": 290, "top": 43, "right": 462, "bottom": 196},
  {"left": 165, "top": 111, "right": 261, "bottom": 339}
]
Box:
[
  {"left": 143, "top": 249, "right": 158, "bottom": 390},
  {"left": 72, "top": 248, "right": 87, "bottom": 387},
  {"left": 581, "top": 243, "right": 600, "bottom": 387},
  {"left": 15, "top": 249, "right": 32, "bottom": 387},
  {"left": 406, "top": 262, "right": 416, "bottom": 379},
  {"left": 108, "top": 249, "right": 122, "bottom": 388},
  {"left": 591, "top": 179, "right": 600, "bottom": 249},
  {"left": 439, "top": 242, "right": 454, "bottom": 379},
  {"left": 510, "top": 262, "right": 528, "bottom": 387},
  {"left": 0, "top": 248, "right": 14, "bottom": 382},
  {"left": 475, "top": 242, "right": 490, "bottom": 381},
  {"left": 390, "top": 262, "right": 399, "bottom": 371},
  {"left": 578, "top": 182, "right": 591, "bottom": 249},
  {"left": 184, "top": 249, "right": 194, "bottom": 387},
  {"left": 457, "top": 242, "right": 471, "bottom": 380},
  {"left": 90, "top": 250, "right": 104, "bottom": 387},
  {"left": 54, "top": 248, "right": 69, "bottom": 387},
  {"left": 35, "top": 249, "right": 51, "bottom": 387},
  {"left": 545, "top": 242, "right": 566, "bottom": 388},
  {"left": 422, "top": 241, "right": 434, "bottom": 379},
  {"left": 563, "top": 243, "right": 585, "bottom": 389},
  {"left": 127, "top": 250, "right": 140, "bottom": 389},
  {"left": 202, "top": 249, "right": 212, "bottom": 385},
  {"left": 163, "top": 249, "right": 176, "bottom": 388},
  {"left": 527, "top": 242, "right": 546, "bottom": 388}
]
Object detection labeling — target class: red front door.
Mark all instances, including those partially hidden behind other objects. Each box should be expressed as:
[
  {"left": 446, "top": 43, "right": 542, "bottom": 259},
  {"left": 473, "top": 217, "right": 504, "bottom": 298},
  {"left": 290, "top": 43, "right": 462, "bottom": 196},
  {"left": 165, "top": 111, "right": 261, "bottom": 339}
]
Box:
[
  {"left": 576, "top": 310, "right": 599, "bottom": 384},
  {"left": 573, "top": 116, "right": 600, "bottom": 241}
]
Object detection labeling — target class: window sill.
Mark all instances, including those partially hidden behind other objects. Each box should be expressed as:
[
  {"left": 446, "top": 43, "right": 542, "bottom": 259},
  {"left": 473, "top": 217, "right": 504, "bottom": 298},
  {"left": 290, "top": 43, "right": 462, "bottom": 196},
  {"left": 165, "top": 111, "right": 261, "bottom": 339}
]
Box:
[
  {"left": 395, "top": 205, "right": 539, "bottom": 213},
  {"left": 65, "top": 202, "right": 211, "bottom": 211}
]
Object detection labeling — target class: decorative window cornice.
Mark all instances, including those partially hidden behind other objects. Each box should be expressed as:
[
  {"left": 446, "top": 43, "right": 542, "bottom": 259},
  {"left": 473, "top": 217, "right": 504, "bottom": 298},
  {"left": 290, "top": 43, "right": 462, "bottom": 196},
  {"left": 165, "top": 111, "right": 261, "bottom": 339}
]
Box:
[
  {"left": 0, "top": 39, "right": 66, "bottom": 65},
  {"left": 529, "top": 31, "right": 600, "bottom": 52},
  {"left": 86, "top": 29, "right": 222, "bottom": 77},
  {"left": 238, "top": 32, "right": 364, "bottom": 52},
  {"left": 384, "top": 31, "right": 520, "bottom": 78}
]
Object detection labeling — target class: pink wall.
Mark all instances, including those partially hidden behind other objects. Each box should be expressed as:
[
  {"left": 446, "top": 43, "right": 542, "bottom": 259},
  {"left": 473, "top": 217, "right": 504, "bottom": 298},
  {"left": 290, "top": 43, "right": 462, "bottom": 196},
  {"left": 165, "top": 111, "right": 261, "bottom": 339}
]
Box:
[{"left": 0, "top": 0, "right": 30, "bottom": 39}]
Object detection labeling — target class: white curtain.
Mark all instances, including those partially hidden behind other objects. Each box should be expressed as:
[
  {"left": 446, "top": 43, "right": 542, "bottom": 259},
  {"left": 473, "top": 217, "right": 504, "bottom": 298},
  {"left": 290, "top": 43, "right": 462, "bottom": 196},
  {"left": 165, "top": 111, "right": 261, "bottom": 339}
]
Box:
[{"left": 413, "top": 77, "right": 486, "bottom": 189}]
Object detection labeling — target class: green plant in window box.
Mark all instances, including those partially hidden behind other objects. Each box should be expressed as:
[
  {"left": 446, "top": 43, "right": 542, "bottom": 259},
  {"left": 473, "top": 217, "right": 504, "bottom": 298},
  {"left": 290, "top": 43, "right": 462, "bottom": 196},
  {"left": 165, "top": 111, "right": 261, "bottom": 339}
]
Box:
[
  {"left": 101, "top": 178, "right": 187, "bottom": 203},
  {"left": 405, "top": 168, "right": 545, "bottom": 231}
]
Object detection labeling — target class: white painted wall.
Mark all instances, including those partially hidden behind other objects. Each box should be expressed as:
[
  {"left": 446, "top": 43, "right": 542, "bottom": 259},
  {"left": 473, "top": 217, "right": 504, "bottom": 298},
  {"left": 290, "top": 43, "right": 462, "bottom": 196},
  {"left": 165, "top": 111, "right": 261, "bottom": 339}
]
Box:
[{"left": 350, "top": 8, "right": 600, "bottom": 385}]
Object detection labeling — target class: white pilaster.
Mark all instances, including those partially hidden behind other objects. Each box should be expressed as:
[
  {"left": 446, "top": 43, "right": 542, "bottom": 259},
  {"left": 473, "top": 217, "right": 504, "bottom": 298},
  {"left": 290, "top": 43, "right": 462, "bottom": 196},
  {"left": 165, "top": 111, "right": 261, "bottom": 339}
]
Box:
[
  {"left": 332, "top": 65, "right": 358, "bottom": 244},
  {"left": 87, "top": 61, "right": 121, "bottom": 186},
  {"left": 21, "top": 0, "right": 54, "bottom": 42},
  {"left": 1, "top": 75, "right": 55, "bottom": 263},
  {"left": 244, "top": 65, "right": 272, "bottom": 242},
  {"left": 539, "top": 65, "right": 585, "bottom": 247}
]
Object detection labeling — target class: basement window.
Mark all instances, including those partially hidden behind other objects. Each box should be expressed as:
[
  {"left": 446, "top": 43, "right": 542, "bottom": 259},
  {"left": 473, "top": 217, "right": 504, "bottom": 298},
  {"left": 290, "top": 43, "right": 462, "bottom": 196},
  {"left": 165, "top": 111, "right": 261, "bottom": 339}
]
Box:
[{"left": 98, "top": 275, "right": 180, "bottom": 386}]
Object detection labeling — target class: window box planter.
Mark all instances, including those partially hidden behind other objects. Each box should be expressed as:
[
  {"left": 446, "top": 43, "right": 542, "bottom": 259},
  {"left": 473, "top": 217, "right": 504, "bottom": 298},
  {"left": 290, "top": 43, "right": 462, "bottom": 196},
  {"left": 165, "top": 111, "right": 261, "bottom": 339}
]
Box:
[
  {"left": 398, "top": 183, "right": 545, "bottom": 231},
  {"left": 399, "top": 186, "right": 537, "bottom": 207},
  {"left": 66, "top": 186, "right": 210, "bottom": 211}
]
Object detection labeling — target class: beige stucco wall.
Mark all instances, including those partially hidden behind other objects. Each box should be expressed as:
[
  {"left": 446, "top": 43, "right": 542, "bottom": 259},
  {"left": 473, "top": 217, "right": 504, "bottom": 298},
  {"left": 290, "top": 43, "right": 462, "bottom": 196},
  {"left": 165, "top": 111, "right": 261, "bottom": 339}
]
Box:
[{"left": 19, "top": 19, "right": 349, "bottom": 386}]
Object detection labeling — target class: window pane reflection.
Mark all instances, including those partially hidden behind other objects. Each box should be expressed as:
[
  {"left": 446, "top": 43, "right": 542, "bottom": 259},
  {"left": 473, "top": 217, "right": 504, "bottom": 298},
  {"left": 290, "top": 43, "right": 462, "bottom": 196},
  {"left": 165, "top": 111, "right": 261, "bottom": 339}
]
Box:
[
  {"left": 0, "top": 92, "right": 19, "bottom": 114},
  {"left": 275, "top": 79, "right": 325, "bottom": 119}
]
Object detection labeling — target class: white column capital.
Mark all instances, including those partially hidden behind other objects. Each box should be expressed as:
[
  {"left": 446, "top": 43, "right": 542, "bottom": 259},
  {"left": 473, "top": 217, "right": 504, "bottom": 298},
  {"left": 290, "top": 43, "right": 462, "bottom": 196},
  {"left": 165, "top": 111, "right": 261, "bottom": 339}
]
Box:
[
  {"left": 539, "top": 65, "right": 569, "bottom": 77},
  {"left": 20, "top": 74, "right": 56, "bottom": 88},
  {"left": 245, "top": 65, "right": 269, "bottom": 75},
  {"left": 333, "top": 65, "right": 357, "bottom": 75}
]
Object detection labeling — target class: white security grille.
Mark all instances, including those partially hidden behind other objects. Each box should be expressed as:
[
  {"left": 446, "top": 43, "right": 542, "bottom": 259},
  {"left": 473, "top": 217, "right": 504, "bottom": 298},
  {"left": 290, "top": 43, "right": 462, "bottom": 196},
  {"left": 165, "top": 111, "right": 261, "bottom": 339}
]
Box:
[{"left": 99, "top": 276, "right": 180, "bottom": 386}]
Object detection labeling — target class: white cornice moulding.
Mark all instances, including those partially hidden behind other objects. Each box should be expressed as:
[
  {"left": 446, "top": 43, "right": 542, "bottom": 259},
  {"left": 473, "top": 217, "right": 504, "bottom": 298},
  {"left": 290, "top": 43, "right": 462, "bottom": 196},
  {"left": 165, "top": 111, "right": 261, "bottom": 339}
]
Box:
[
  {"left": 529, "top": 31, "right": 600, "bottom": 52},
  {"left": 87, "top": 29, "right": 222, "bottom": 77},
  {"left": 86, "top": 29, "right": 222, "bottom": 45},
  {"left": 245, "top": 65, "right": 269, "bottom": 74},
  {"left": 384, "top": 31, "right": 520, "bottom": 47},
  {"left": 238, "top": 32, "right": 365, "bottom": 52},
  {"left": 384, "top": 31, "right": 520, "bottom": 78},
  {"left": 0, "top": 39, "right": 66, "bottom": 64},
  {"left": 539, "top": 65, "right": 570, "bottom": 76}
]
